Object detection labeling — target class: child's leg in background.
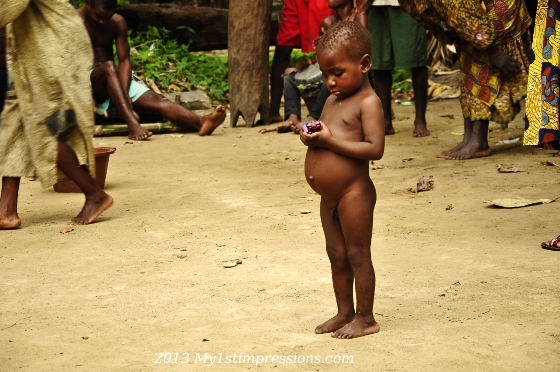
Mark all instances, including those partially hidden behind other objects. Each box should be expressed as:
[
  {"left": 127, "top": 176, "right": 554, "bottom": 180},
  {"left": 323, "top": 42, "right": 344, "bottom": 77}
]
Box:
[
  {"left": 332, "top": 177, "right": 380, "bottom": 339},
  {"left": 314, "top": 196, "right": 356, "bottom": 335}
]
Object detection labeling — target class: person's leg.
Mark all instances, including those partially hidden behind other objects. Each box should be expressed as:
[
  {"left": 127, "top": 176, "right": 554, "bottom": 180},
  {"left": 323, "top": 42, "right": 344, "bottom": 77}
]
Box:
[
  {"left": 133, "top": 91, "right": 226, "bottom": 136},
  {"left": 314, "top": 196, "right": 356, "bottom": 335},
  {"left": 90, "top": 62, "right": 152, "bottom": 140},
  {"left": 389, "top": 6, "right": 429, "bottom": 137},
  {"left": 373, "top": 70, "right": 395, "bottom": 135},
  {"left": 437, "top": 117, "right": 473, "bottom": 158},
  {"left": 411, "top": 66, "right": 429, "bottom": 137},
  {"left": 57, "top": 141, "right": 113, "bottom": 225},
  {"left": 0, "top": 177, "right": 21, "bottom": 229},
  {"left": 444, "top": 119, "right": 492, "bottom": 160},
  {"left": 270, "top": 45, "right": 294, "bottom": 123},
  {"left": 331, "top": 178, "right": 379, "bottom": 339},
  {"left": 369, "top": 7, "right": 395, "bottom": 135},
  {"left": 278, "top": 71, "right": 302, "bottom": 132}
]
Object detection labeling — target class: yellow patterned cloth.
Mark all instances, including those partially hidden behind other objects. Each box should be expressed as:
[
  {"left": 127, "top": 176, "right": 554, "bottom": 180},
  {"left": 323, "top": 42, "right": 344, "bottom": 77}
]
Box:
[
  {"left": 524, "top": 0, "right": 560, "bottom": 148},
  {"left": 399, "top": 0, "right": 531, "bottom": 124},
  {"left": 0, "top": 0, "right": 95, "bottom": 188}
]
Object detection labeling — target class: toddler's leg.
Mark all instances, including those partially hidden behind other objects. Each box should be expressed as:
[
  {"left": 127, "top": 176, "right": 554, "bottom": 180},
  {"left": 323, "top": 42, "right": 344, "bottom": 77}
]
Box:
[
  {"left": 314, "top": 197, "right": 355, "bottom": 335},
  {"left": 332, "top": 179, "right": 379, "bottom": 339}
]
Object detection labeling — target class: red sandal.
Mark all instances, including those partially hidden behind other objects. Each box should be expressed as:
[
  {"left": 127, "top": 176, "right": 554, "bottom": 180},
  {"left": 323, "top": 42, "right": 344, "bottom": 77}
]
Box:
[{"left": 541, "top": 236, "right": 560, "bottom": 251}]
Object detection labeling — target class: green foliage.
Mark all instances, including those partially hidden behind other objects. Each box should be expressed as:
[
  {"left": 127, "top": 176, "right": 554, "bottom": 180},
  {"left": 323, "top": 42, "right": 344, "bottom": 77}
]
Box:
[
  {"left": 391, "top": 69, "right": 413, "bottom": 93},
  {"left": 128, "top": 27, "right": 229, "bottom": 102}
]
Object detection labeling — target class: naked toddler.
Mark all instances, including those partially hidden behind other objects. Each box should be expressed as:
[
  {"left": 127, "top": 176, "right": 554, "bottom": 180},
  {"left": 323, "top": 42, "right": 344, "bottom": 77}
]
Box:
[{"left": 300, "top": 21, "right": 385, "bottom": 339}]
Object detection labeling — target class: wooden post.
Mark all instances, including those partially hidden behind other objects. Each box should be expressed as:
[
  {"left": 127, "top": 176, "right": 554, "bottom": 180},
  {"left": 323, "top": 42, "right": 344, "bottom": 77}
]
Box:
[{"left": 228, "top": 0, "right": 271, "bottom": 127}]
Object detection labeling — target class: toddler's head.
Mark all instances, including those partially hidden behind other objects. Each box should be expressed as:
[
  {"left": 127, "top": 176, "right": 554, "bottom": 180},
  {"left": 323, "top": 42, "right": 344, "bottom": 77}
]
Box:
[{"left": 317, "top": 21, "right": 371, "bottom": 63}]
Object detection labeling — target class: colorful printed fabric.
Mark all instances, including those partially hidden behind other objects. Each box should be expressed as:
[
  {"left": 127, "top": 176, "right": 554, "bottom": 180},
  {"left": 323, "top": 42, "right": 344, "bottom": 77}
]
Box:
[
  {"left": 524, "top": 0, "right": 560, "bottom": 148},
  {"left": 0, "top": 0, "right": 95, "bottom": 187},
  {"left": 399, "top": 0, "right": 531, "bottom": 123}
]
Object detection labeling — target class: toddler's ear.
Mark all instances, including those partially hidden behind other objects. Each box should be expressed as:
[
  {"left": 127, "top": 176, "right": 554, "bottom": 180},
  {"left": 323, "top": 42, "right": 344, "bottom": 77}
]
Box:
[{"left": 360, "top": 54, "right": 372, "bottom": 72}]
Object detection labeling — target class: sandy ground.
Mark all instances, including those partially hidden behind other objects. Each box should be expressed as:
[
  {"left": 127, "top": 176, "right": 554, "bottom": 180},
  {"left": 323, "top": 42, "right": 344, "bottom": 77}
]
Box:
[{"left": 1, "top": 98, "right": 559, "bottom": 371}]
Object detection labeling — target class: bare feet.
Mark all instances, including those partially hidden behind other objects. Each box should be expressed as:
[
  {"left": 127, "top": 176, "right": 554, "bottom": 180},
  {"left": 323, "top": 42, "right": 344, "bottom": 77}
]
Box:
[
  {"left": 444, "top": 141, "right": 492, "bottom": 160},
  {"left": 0, "top": 212, "right": 21, "bottom": 229},
  {"left": 413, "top": 121, "right": 430, "bottom": 137},
  {"left": 436, "top": 137, "right": 469, "bottom": 158},
  {"left": 385, "top": 123, "right": 395, "bottom": 135},
  {"left": 269, "top": 114, "right": 284, "bottom": 124},
  {"left": 331, "top": 315, "right": 380, "bottom": 339},
  {"left": 199, "top": 105, "right": 227, "bottom": 136},
  {"left": 70, "top": 193, "right": 113, "bottom": 225},
  {"left": 128, "top": 123, "right": 152, "bottom": 141},
  {"left": 315, "top": 312, "right": 354, "bottom": 334},
  {"left": 278, "top": 114, "right": 301, "bottom": 133}
]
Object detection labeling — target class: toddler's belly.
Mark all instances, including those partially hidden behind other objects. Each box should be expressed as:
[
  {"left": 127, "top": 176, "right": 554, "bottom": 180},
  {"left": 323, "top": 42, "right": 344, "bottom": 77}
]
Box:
[{"left": 305, "top": 148, "right": 368, "bottom": 201}]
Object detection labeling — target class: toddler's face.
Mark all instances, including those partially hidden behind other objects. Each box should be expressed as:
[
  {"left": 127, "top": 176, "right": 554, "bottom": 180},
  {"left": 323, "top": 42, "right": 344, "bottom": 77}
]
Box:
[{"left": 317, "top": 48, "right": 367, "bottom": 99}]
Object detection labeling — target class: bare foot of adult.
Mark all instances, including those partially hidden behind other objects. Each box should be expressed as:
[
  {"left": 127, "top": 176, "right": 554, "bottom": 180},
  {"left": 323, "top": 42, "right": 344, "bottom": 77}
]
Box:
[
  {"left": 315, "top": 313, "right": 354, "bottom": 334},
  {"left": 331, "top": 316, "right": 380, "bottom": 339},
  {"left": 128, "top": 124, "right": 152, "bottom": 141},
  {"left": 444, "top": 142, "right": 492, "bottom": 160},
  {"left": 413, "top": 121, "right": 430, "bottom": 137},
  {"left": 70, "top": 193, "right": 114, "bottom": 225},
  {"left": 269, "top": 114, "right": 284, "bottom": 124},
  {"left": 0, "top": 212, "right": 21, "bottom": 229},
  {"left": 385, "top": 123, "right": 396, "bottom": 135},
  {"left": 199, "top": 105, "right": 227, "bottom": 136},
  {"left": 436, "top": 138, "right": 469, "bottom": 158},
  {"left": 277, "top": 121, "right": 294, "bottom": 133}
]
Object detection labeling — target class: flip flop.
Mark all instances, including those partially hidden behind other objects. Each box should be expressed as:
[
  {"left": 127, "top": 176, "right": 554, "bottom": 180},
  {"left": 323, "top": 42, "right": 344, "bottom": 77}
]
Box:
[{"left": 541, "top": 236, "right": 560, "bottom": 251}]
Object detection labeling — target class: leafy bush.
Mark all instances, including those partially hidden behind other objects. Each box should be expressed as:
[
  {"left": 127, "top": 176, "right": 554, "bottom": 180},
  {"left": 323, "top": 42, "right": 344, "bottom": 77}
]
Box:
[{"left": 128, "top": 27, "right": 229, "bottom": 102}]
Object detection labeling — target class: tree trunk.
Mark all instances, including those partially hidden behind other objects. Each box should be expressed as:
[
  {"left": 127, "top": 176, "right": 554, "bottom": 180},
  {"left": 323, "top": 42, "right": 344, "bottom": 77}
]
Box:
[
  {"left": 228, "top": 0, "right": 271, "bottom": 127},
  {"left": 117, "top": 3, "right": 279, "bottom": 51}
]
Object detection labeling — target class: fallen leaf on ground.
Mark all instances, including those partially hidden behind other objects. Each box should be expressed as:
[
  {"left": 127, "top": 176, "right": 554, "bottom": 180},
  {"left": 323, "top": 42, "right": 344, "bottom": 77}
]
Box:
[
  {"left": 222, "top": 259, "right": 242, "bottom": 268},
  {"left": 300, "top": 210, "right": 311, "bottom": 214},
  {"left": 402, "top": 158, "right": 413, "bottom": 162},
  {"left": 541, "top": 161, "right": 560, "bottom": 168},
  {"left": 439, "top": 114, "right": 455, "bottom": 119},
  {"left": 416, "top": 175, "right": 434, "bottom": 192},
  {"left": 495, "top": 137, "right": 521, "bottom": 145},
  {"left": 124, "top": 141, "right": 134, "bottom": 145},
  {"left": 451, "top": 132, "right": 464, "bottom": 136},
  {"left": 370, "top": 161, "right": 384, "bottom": 170},
  {"left": 60, "top": 226, "right": 74, "bottom": 234},
  {"left": 484, "top": 197, "right": 555, "bottom": 208},
  {"left": 446, "top": 204, "right": 453, "bottom": 210},
  {"left": 497, "top": 164, "right": 524, "bottom": 173}
]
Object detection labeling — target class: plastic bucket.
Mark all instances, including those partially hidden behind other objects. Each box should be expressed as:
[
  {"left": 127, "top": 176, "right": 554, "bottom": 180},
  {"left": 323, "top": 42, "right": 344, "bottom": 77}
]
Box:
[{"left": 53, "top": 147, "right": 116, "bottom": 193}]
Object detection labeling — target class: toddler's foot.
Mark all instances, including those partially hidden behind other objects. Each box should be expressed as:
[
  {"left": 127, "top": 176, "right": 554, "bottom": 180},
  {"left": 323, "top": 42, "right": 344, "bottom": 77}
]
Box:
[
  {"left": 70, "top": 193, "right": 113, "bottom": 225},
  {"left": 315, "top": 313, "right": 354, "bottom": 334},
  {"left": 331, "top": 315, "right": 379, "bottom": 339},
  {"left": 199, "top": 105, "right": 227, "bottom": 136},
  {"left": 0, "top": 212, "right": 21, "bottom": 229}
]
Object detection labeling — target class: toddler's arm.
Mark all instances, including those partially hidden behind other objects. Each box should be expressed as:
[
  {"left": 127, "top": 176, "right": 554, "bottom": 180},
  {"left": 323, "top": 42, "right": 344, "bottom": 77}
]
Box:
[{"left": 300, "top": 95, "right": 385, "bottom": 160}]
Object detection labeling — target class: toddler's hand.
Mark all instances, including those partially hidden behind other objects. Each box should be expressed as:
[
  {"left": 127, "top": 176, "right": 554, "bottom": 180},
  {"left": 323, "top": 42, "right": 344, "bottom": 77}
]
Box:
[{"left": 299, "top": 121, "right": 331, "bottom": 147}]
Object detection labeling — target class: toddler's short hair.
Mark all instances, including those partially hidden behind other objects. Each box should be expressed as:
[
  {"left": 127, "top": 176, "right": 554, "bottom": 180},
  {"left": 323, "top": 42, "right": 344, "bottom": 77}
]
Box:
[{"left": 317, "top": 21, "right": 372, "bottom": 61}]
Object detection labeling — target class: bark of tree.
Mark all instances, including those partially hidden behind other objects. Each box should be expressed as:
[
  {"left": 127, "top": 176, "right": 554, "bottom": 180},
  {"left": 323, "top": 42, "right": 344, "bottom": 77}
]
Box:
[
  {"left": 117, "top": 3, "right": 279, "bottom": 51},
  {"left": 228, "top": 0, "right": 271, "bottom": 127}
]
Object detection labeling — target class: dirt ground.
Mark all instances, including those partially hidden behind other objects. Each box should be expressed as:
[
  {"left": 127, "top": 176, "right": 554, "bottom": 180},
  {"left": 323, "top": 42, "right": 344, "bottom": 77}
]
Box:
[{"left": 1, "top": 98, "right": 559, "bottom": 371}]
